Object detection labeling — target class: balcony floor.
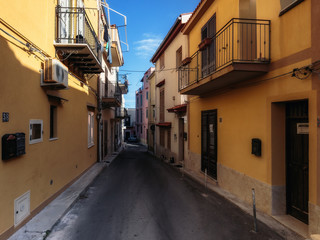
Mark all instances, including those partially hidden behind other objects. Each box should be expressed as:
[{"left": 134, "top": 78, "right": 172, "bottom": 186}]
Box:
[
  {"left": 102, "top": 97, "right": 121, "bottom": 108},
  {"left": 54, "top": 43, "right": 103, "bottom": 74},
  {"left": 180, "top": 62, "right": 269, "bottom": 95}
]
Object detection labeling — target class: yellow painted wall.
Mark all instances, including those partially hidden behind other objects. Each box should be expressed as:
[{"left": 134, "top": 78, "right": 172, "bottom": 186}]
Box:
[
  {"left": 0, "top": 0, "right": 99, "bottom": 236},
  {"left": 256, "top": 0, "right": 311, "bottom": 62}
]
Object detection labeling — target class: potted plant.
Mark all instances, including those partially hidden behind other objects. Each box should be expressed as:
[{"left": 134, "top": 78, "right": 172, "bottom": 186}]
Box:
[
  {"left": 181, "top": 57, "right": 192, "bottom": 66},
  {"left": 198, "top": 38, "right": 212, "bottom": 51}
]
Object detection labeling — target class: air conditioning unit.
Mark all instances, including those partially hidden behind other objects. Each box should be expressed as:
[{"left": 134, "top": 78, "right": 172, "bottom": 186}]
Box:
[{"left": 41, "top": 58, "right": 68, "bottom": 89}]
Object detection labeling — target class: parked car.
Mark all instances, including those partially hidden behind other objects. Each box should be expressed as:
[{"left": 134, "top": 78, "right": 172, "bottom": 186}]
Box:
[{"left": 127, "top": 136, "right": 138, "bottom": 143}]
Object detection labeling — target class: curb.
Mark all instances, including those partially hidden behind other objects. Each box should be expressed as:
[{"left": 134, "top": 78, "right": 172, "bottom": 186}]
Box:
[{"left": 8, "top": 148, "right": 123, "bottom": 240}]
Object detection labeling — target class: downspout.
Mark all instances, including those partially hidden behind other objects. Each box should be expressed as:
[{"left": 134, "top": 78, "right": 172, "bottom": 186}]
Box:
[{"left": 97, "top": 75, "right": 102, "bottom": 162}]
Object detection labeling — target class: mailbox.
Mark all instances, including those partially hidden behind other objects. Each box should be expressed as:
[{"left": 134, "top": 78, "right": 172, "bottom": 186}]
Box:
[
  {"left": 2, "top": 133, "right": 26, "bottom": 160},
  {"left": 251, "top": 138, "right": 261, "bottom": 157}
]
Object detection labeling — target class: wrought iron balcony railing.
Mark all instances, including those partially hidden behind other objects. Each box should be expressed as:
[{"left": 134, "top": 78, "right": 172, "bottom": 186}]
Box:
[
  {"left": 102, "top": 82, "right": 122, "bottom": 108},
  {"left": 115, "top": 107, "right": 127, "bottom": 119},
  {"left": 55, "top": 6, "right": 101, "bottom": 63},
  {"left": 178, "top": 18, "right": 270, "bottom": 91}
]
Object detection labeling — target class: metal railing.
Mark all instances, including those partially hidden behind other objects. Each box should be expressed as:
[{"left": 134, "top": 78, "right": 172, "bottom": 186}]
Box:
[
  {"left": 115, "top": 107, "right": 127, "bottom": 119},
  {"left": 55, "top": 6, "right": 101, "bottom": 61},
  {"left": 178, "top": 18, "right": 270, "bottom": 91},
  {"left": 104, "top": 82, "right": 122, "bottom": 103}
]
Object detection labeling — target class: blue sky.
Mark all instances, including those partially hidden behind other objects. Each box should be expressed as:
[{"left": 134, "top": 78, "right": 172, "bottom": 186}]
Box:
[{"left": 105, "top": 0, "right": 199, "bottom": 108}]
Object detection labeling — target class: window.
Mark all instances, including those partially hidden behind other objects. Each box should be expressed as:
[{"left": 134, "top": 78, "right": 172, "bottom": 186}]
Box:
[
  {"left": 29, "top": 119, "right": 43, "bottom": 144},
  {"left": 136, "top": 109, "right": 139, "bottom": 123},
  {"left": 201, "top": 14, "right": 216, "bottom": 77},
  {"left": 140, "top": 109, "right": 142, "bottom": 123},
  {"left": 50, "top": 105, "right": 57, "bottom": 139},
  {"left": 160, "top": 88, "right": 165, "bottom": 122},
  {"left": 140, "top": 95, "right": 142, "bottom": 106},
  {"left": 88, "top": 111, "right": 94, "bottom": 147},
  {"left": 176, "top": 47, "right": 182, "bottom": 68},
  {"left": 280, "top": 0, "right": 304, "bottom": 16},
  {"left": 146, "top": 108, "right": 148, "bottom": 119},
  {"left": 160, "top": 54, "right": 165, "bottom": 70},
  {"left": 146, "top": 91, "right": 148, "bottom": 100}
]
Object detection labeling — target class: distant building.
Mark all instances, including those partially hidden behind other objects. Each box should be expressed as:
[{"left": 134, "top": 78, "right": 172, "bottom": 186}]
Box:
[
  {"left": 135, "top": 67, "right": 154, "bottom": 145},
  {"left": 124, "top": 108, "right": 136, "bottom": 140}
]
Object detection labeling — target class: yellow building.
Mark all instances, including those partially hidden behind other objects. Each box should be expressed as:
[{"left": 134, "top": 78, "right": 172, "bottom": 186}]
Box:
[
  {"left": 0, "top": 0, "right": 123, "bottom": 238},
  {"left": 151, "top": 14, "right": 191, "bottom": 165},
  {"left": 180, "top": 0, "right": 320, "bottom": 237}
]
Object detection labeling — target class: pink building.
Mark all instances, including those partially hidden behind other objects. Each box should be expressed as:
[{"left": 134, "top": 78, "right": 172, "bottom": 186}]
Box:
[{"left": 135, "top": 67, "right": 154, "bottom": 145}]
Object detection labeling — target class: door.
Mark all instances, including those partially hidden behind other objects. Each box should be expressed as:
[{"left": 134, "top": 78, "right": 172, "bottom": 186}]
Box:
[
  {"left": 286, "top": 100, "right": 309, "bottom": 224},
  {"left": 58, "top": 0, "right": 70, "bottom": 43},
  {"left": 103, "top": 120, "right": 108, "bottom": 158},
  {"left": 201, "top": 110, "right": 217, "bottom": 179},
  {"left": 179, "top": 118, "right": 184, "bottom": 163},
  {"left": 201, "top": 14, "right": 216, "bottom": 77}
]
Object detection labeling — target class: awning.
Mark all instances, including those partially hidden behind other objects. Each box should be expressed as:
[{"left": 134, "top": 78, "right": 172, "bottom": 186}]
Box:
[
  {"left": 46, "top": 90, "right": 68, "bottom": 103},
  {"left": 167, "top": 104, "right": 187, "bottom": 113},
  {"left": 156, "top": 79, "right": 165, "bottom": 87},
  {"left": 156, "top": 122, "right": 172, "bottom": 128}
]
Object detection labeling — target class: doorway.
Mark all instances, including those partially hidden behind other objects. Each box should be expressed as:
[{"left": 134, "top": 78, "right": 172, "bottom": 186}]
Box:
[
  {"left": 201, "top": 110, "right": 217, "bottom": 180},
  {"left": 286, "top": 100, "right": 309, "bottom": 224}
]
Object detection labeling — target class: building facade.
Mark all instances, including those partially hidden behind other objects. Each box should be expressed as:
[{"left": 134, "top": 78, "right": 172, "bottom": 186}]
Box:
[
  {"left": 179, "top": 0, "right": 320, "bottom": 236},
  {"left": 147, "top": 71, "right": 156, "bottom": 152},
  {"left": 0, "top": 0, "right": 126, "bottom": 238},
  {"left": 135, "top": 68, "right": 153, "bottom": 145},
  {"left": 151, "top": 14, "right": 191, "bottom": 165},
  {"left": 124, "top": 108, "right": 136, "bottom": 141}
]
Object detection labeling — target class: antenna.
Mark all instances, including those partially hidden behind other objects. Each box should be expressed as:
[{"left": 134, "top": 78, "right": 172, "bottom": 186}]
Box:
[{"left": 101, "top": 1, "right": 129, "bottom": 52}]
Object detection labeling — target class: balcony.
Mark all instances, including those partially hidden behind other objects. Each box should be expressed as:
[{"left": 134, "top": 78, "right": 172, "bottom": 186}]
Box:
[
  {"left": 102, "top": 83, "right": 122, "bottom": 108},
  {"left": 119, "top": 78, "right": 129, "bottom": 94},
  {"left": 109, "top": 25, "right": 124, "bottom": 67},
  {"left": 54, "top": 6, "right": 103, "bottom": 74},
  {"left": 115, "top": 107, "right": 127, "bottom": 119},
  {"left": 178, "top": 18, "right": 270, "bottom": 95}
]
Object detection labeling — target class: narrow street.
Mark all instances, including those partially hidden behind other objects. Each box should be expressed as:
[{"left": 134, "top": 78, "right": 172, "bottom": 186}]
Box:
[{"left": 47, "top": 144, "right": 284, "bottom": 240}]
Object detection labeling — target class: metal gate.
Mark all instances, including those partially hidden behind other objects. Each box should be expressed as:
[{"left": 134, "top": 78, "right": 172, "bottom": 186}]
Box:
[{"left": 201, "top": 110, "right": 217, "bottom": 179}]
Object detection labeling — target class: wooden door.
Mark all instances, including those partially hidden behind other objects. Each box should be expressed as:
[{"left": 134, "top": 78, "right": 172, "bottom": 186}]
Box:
[
  {"left": 201, "top": 110, "right": 217, "bottom": 179},
  {"left": 286, "top": 100, "right": 309, "bottom": 223}
]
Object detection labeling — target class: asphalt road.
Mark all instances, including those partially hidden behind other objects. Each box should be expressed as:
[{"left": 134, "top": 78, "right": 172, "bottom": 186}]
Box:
[{"left": 47, "top": 144, "right": 284, "bottom": 240}]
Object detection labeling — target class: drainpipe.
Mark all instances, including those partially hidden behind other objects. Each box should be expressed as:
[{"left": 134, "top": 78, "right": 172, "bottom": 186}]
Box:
[{"left": 97, "top": 74, "right": 102, "bottom": 162}]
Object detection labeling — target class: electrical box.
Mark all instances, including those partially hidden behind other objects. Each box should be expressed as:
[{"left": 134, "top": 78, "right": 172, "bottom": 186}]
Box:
[
  {"left": 2, "top": 133, "right": 26, "bottom": 160},
  {"left": 251, "top": 138, "right": 261, "bottom": 157}
]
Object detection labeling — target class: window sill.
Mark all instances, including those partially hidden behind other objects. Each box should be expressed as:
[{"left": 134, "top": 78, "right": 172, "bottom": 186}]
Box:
[
  {"left": 29, "top": 139, "right": 43, "bottom": 145},
  {"left": 279, "top": 0, "right": 304, "bottom": 16},
  {"left": 88, "top": 143, "right": 95, "bottom": 149},
  {"left": 49, "top": 138, "right": 59, "bottom": 142}
]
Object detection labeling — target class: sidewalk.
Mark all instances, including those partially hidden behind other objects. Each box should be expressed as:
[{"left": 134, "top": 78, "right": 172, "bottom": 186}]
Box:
[
  {"left": 8, "top": 150, "right": 121, "bottom": 240},
  {"left": 181, "top": 167, "right": 312, "bottom": 240}
]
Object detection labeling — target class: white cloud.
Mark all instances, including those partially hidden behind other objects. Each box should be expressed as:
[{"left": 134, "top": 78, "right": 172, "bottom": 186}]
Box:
[{"left": 134, "top": 33, "right": 162, "bottom": 58}]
